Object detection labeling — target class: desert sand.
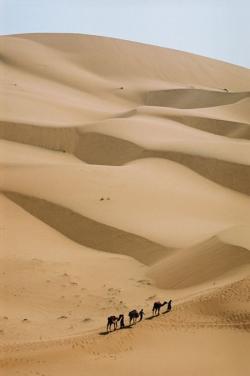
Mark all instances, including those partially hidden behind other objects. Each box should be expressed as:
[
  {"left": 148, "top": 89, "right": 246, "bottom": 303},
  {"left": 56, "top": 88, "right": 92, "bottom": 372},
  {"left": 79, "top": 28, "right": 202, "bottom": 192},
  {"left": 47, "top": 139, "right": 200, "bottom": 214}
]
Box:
[{"left": 0, "top": 33, "right": 250, "bottom": 375}]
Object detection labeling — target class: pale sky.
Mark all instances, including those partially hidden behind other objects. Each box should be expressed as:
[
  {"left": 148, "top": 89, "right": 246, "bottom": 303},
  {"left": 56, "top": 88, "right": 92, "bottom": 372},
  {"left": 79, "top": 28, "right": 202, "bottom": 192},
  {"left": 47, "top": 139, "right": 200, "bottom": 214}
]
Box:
[{"left": 0, "top": 0, "right": 249, "bottom": 68}]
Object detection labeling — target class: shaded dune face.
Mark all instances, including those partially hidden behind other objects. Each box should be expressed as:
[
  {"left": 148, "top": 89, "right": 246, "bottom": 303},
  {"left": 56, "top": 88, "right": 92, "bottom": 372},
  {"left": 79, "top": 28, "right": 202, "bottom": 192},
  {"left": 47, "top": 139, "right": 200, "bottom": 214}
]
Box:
[
  {"left": 74, "top": 133, "right": 250, "bottom": 195},
  {"left": 144, "top": 89, "right": 250, "bottom": 109},
  {"left": 148, "top": 237, "right": 250, "bottom": 289},
  {"left": 3, "top": 191, "right": 171, "bottom": 265},
  {"left": 0, "top": 121, "right": 77, "bottom": 153},
  {"left": 1, "top": 125, "right": 249, "bottom": 195},
  {"left": 166, "top": 116, "right": 250, "bottom": 139}
]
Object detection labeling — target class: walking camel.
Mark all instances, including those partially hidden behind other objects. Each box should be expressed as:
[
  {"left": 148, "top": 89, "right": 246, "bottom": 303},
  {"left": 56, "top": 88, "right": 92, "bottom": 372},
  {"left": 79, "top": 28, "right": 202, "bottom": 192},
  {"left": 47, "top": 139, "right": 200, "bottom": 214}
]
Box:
[
  {"left": 106, "top": 314, "right": 123, "bottom": 332},
  {"left": 128, "top": 309, "right": 139, "bottom": 325},
  {"left": 152, "top": 301, "right": 167, "bottom": 316}
]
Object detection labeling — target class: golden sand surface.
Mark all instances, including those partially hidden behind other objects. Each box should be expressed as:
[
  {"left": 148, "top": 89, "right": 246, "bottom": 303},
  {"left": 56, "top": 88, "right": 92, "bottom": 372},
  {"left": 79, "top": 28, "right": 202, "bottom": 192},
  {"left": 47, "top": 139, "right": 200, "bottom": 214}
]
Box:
[{"left": 0, "top": 34, "right": 250, "bottom": 375}]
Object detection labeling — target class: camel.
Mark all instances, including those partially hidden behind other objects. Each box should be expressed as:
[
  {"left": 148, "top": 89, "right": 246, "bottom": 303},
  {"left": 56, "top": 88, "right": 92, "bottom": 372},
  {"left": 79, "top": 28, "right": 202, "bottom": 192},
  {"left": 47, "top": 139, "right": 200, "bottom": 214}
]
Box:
[
  {"left": 152, "top": 301, "right": 167, "bottom": 316},
  {"left": 106, "top": 316, "right": 118, "bottom": 332},
  {"left": 106, "top": 314, "right": 123, "bottom": 332},
  {"left": 128, "top": 309, "right": 139, "bottom": 325}
]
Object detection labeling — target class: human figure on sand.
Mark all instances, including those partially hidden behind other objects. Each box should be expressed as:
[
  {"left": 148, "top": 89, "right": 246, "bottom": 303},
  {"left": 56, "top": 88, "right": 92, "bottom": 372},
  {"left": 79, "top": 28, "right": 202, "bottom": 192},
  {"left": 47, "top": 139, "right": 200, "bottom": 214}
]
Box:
[
  {"left": 167, "top": 300, "right": 173, "bottom": 312},
  {"left": 139, "top": 309, "right": 144, "bottom": 321},
  {"left": 119, "top": 314, "right": 125, "bottom": 329}
]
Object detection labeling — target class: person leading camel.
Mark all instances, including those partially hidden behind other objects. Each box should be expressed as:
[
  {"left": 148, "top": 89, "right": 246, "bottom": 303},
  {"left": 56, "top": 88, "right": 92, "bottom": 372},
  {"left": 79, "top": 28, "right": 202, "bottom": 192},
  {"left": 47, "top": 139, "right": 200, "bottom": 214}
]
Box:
[
  {"left": 167, "top": 300, "right": 173, "bottom": 312},
  {"left": 119, "top": 314, "right": 125, "bottom": 329},
  {"left": 152, "top": 301, "right": 167, "bottom": 316},
  {"left": 139, "top": 309, "right": 144, "bottom": 321}
]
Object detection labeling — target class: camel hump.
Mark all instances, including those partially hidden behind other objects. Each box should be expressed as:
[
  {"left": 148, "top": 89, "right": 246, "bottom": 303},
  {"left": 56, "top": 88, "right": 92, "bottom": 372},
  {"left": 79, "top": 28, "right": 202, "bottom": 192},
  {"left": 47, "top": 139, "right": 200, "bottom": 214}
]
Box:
[{"left": 129, "top": 309, "right": 137, "bottom": 315}]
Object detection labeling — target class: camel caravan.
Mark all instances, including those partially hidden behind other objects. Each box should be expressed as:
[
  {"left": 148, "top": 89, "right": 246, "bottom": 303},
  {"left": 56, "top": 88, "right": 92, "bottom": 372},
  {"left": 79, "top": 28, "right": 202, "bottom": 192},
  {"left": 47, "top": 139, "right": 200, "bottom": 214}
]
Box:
[{"left": 106, "top": 300, "right": 172, "bottom": 332}]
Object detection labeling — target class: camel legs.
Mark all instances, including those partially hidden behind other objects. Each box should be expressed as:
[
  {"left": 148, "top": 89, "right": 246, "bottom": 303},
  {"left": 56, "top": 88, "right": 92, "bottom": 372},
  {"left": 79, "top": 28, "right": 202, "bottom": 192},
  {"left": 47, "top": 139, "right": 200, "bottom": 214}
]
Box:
[
  {"left": 129, "top": 317, "right": 136, "bottom": 325},
  {"left": 107, "top": 319, "right": 116, "bottom": 332},
  {"left": 152, "top": 307, "right": 160, "bottom": 316}
]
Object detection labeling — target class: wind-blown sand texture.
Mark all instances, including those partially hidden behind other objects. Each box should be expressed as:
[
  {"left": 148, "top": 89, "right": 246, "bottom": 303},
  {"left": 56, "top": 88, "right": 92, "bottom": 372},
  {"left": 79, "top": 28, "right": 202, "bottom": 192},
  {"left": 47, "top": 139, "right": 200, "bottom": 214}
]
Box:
[{"left": 0, "top": 33, "right": 250, "bottom": 376}]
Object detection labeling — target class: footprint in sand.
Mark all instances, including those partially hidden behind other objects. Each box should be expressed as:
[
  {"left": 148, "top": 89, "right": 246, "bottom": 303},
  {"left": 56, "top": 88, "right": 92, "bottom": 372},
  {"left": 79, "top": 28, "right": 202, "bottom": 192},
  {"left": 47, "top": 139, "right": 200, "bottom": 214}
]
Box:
[
  {"left": 137, "top": 279, "right": 151, "bottom": 286},
  {"left": 82, "top": 318, "right": 91, "bottom": 323}
]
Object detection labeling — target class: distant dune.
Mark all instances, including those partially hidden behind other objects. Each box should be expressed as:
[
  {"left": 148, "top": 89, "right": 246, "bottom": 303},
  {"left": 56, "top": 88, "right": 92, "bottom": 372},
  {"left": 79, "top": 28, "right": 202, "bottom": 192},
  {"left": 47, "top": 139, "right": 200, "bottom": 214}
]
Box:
[{"left": 0, "top": 34, "right": 249, "bottom": 376}]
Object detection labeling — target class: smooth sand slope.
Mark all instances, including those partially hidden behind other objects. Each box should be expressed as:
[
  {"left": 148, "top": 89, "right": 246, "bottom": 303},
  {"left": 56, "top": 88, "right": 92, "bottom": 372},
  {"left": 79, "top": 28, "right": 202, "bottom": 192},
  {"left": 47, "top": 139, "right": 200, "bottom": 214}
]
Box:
[{"left": 0, "top": 34, "right": 250, "bottom": 375}]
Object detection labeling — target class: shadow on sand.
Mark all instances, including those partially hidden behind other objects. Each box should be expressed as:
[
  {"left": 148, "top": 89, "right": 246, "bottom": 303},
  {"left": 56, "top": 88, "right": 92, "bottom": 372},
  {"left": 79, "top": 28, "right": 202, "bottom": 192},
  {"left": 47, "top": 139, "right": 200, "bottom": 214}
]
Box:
[
  {"left": 99, "top": 325, "right": 133, "bottom": 335},
  {"left": 146, "top": 310, "right": 171, "bottom": 320},
  {"left": 162, "top": 309, "right": 171, "bottom": 315},
  {"left": 145, "top": 315, "right": 158, "bottom": 320}
]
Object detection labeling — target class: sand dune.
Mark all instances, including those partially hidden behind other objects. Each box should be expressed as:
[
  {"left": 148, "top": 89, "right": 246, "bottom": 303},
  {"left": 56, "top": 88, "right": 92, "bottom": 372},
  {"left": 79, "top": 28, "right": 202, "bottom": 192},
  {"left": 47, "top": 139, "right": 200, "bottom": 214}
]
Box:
[
  {"left": 3, "top": 33, "right": 250, "bottom": 89},
  {"left": 1, "top": 119, "right": 249, "bottom": 194},
  {"left": 148, "top": 236, "right": 250, "bottom": 289},
  {"left": 0, "top": 194, "right": 161, "bottom": 343},
  {"left": 1, "top": 33, "right": 250, "bottom": 375},
  {"left": 1, "top": 278, "right": 249, "bottom": 376},
  {"left": 1, "top": 151, "right": 250, "bottom": 249},
  {"left": 3, "top": 191, "right": 170, "bottom": 265}
]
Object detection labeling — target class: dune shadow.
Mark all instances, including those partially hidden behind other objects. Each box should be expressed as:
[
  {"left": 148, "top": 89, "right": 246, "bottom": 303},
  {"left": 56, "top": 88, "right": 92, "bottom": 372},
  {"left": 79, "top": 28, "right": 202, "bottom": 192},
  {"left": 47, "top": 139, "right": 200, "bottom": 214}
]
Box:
[
  {"left": 3, "top": 191, "right": 169, "bottom": 265},
  {"left": 4, "top": 191, "right": 170, "bottom": 265},
  {"left": 144, "top": 89, "right": 250, "bottom": 109}
]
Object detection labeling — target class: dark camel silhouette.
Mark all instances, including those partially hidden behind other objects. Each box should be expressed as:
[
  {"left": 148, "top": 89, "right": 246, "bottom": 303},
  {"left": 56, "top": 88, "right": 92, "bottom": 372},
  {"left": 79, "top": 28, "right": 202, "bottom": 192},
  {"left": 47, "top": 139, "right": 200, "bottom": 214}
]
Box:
[
  {"left": 152, "top": 301, "right": 167, "bottom": 316},
  {"left": 106, "top": 314, "right": 123, "bottom": 332},
  {"left": 128, "top": 309, "right": 139, "bottom": 325}
]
